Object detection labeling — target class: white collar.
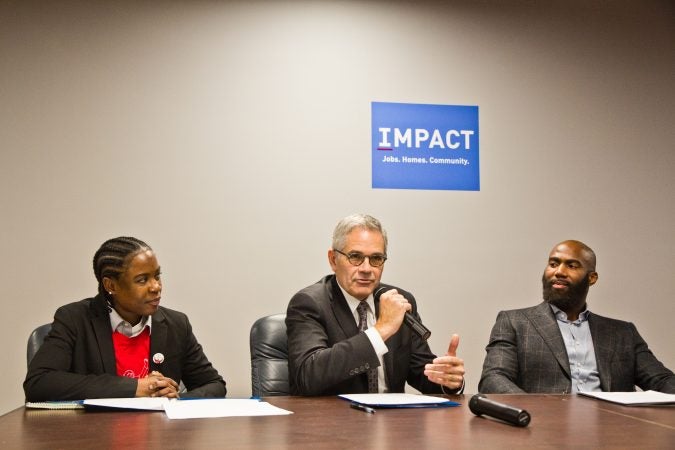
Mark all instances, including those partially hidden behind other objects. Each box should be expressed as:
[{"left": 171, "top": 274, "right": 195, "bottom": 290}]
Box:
[
  {"left": 336, "top": 282, "right": 375, "bottom": 316},
  {"left": 109, "top": 307, "right": 152, "bottom": 338}
]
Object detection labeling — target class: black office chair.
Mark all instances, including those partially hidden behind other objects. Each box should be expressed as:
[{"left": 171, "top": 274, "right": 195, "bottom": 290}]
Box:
[
  {"left": 27, "top": 323, "right": 52, "bottom": 367},
  {"left": 250, "top": 313, "right": 290, "bottom": 397}
]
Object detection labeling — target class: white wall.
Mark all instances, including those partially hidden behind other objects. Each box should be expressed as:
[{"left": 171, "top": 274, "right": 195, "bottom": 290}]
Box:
[{"left": 1, "top": 0, "right": 673, "bottom": 414}]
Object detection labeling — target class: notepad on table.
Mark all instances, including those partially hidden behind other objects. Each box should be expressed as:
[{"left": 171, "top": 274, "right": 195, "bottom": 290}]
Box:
[
  {"left": 339, "top": 393, "right": 460, "bottom": 408},
  {"left": 25, "top": 401, "right": 84, "bottom": 410}
]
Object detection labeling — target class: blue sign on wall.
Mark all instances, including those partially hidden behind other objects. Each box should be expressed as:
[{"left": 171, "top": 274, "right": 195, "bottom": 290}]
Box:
[{"left": 372, "top": 102, "right": 479, "bottom": 191}]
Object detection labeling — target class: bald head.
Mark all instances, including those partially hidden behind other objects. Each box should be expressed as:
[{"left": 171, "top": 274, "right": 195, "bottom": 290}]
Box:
[
  {"left": 550, "top": 240, "right": 596, "bottom": 272},
  {"left": 543, "top": 240, "right": 598, "bottom": 319}
]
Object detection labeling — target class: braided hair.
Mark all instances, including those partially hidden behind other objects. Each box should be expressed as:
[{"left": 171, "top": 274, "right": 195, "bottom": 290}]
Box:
[{"left": 93, "top": 237, "right": 152, "bottom": 306}]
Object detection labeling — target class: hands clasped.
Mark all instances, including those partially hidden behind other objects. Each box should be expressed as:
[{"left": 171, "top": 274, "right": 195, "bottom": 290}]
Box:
[
  {"left": 424, "top": 334, "right": 465, "bottom": 390},
  {"left": 136, "top": 371, "right": 180, "bottom": 398}
]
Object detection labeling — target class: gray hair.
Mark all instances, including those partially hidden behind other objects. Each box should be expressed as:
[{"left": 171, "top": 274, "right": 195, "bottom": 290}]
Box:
[{"left": 332, "top": 214, "right": 388, "bottom": 253}]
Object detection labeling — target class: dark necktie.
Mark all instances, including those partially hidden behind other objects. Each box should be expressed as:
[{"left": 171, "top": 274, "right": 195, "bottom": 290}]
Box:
[{"left": 357, "top": 302, "right": 379, "bottom": 393}]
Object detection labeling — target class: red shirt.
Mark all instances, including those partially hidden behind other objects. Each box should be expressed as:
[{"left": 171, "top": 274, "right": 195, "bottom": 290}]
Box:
[{"left": 112, "top": 327, "right": 150, "bottom": 378}]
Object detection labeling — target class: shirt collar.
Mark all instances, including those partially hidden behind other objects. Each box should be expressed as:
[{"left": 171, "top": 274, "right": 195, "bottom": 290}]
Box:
[
  {"left": 549, "top": 303, "right": 591, "bottom": 324},
  {"left": 109, "top": 307, "right": 152, "bottom": 338},
  {"left": 336, "top": 282, "right": 375, "bottom": 316}
]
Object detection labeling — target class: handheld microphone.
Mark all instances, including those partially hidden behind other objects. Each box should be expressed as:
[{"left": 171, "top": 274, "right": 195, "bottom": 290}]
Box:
[
  {"left": 374, "top": 286, "right": 431, "bottom": 340},
  {"left": 469, "top": 394, "right": 531, "bottom": 427}
]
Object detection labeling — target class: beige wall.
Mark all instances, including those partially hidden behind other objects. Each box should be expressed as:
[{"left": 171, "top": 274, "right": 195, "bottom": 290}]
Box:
[{"left": 1, "top": 0, "right": 673, "bottom": 414}]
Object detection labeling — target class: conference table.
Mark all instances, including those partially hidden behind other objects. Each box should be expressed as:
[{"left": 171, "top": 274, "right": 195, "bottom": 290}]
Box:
[{"left": 1, "top": 394, "right": 673, "bottom": 449}]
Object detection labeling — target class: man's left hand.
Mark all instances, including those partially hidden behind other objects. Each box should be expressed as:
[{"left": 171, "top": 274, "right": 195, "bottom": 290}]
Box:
[{"left": 424, "top": 334, "right": 465, "bottom": 390}]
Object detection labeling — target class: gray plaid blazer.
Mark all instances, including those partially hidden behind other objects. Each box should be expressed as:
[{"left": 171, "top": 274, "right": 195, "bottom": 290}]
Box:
[{"left": 478, "top": 302, "right": 675, "bottom": 394}]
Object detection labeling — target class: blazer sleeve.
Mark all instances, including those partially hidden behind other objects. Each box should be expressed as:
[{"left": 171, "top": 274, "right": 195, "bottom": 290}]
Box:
[
  {"left": 170, "top": 314, "right": 227, "bottom": 398},
  {"left": 478, "top": 311, "right": 527, "bottom": 394},
  {"left": 630, "top": 323, "right": 675, "bottom": 394},
  {"left": 23, "top": 304, "right": 137, "bottom": 401},
  {"left": 286, "top": 290, "right": 380, "bottom": 396}
]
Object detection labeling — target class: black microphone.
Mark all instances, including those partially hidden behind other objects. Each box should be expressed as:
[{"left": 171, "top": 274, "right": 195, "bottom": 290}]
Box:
[
  {"left": 469, "top": 394, "right": 531, "bottom": 427},
  {"left": 374, "top": 286, "right": 431, "bottom": 340}
]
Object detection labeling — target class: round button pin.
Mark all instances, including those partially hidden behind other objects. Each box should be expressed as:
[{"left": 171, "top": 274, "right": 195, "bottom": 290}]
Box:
[{"left": 153, "top": 353, "right": 165, "bottom": 364}]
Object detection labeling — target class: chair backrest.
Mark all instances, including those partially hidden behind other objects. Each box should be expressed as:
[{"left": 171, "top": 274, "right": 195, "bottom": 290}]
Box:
[
  {"left": 250, "top": 313, "right": 289, "bottom": 397},
  {"left": 27, "top": 323, "right": 52, "bottom": 367}
]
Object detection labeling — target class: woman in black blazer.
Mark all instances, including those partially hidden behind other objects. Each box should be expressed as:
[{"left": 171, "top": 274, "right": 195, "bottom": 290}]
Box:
[{"left": 24, "top": 236, "right": 226, "bottom": 401}]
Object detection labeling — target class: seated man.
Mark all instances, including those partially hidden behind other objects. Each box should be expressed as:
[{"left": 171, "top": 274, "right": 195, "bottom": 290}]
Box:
[
  {"left": 286, "top": 213, "right": 465, "bottom": 396},
  {"left": 479, "top": 239, "right": 674, "bottom": 394}
]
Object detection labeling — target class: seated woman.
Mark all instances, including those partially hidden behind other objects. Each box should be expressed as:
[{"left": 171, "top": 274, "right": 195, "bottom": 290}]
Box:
[{"left": 24, "top": 236, "right": 226, "bottom": 401}]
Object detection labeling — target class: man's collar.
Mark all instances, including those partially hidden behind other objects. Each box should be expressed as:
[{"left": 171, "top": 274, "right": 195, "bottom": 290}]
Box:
[
  {"left": 336, "top": 280, "right": 375, "bottom": 314},
  {"left": 549, "top": 303, "right": 591, "bottom": 323}
]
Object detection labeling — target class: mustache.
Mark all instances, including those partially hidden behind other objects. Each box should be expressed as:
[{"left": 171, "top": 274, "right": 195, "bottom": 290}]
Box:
[{"left": 541, "top": 272, "right": 591, "bottom": 306}]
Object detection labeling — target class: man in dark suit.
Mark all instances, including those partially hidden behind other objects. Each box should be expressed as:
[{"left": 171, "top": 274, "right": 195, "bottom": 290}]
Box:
[
  {"left": 286, "top": 214, "right": 465, "bottom": 396},
  {"left": 479, "top": 240, "right": 675, "bottom": 394}
]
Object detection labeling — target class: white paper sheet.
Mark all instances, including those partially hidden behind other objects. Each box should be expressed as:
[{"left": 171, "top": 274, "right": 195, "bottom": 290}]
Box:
[
  {"left": 163, "top": 399, "right": 293, "bottom": 419},
  {"left": 83, "top": 397, "right": 168, "bottom": 410},
  {"left": 579, "top": 390, "right": 675, "bottom": 406},
  {"left": 338, "top": 393, "right": 452, "bottom": 406}
]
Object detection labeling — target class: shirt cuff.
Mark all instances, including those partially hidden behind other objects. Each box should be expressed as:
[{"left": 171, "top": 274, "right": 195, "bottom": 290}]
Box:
[
  {"left": 441, "top": 377, "right": 465, "bottom": 395},
  {"left": 365, "top": 327, "right": 388, "bottom": 357}
]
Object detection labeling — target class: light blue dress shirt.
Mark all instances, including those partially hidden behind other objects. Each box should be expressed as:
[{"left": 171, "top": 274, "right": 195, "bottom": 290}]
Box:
[{"left": 550, "top": 304, "right": 602, "bottom": 393}]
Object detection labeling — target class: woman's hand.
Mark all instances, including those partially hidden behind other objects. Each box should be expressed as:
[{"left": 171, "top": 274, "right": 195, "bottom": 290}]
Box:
[{"left": 136, "top": 371, "right": 180, "bottom": 398}]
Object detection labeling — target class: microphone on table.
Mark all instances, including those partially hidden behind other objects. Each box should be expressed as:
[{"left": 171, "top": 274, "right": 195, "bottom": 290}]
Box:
[
  {"left": 469, "top": 394, "right": 531, "bottom": 427},
  {"left": 374, "top": 286, "right": 431, "bottom": 340}
]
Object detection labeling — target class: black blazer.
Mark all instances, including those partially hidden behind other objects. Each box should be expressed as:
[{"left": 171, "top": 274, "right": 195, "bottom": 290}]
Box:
[
  {"left": 479, "top": 302, "right": 675, "bottom": 394},
  {"left": 286, "top": 275, "right": 447, "bottom": 396},
  {"left": 24, "top": 295, "right": 226, "bottom": 401}
]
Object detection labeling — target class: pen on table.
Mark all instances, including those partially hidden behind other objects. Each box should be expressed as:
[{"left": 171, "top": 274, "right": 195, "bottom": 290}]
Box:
[{"left": 350, "top": 402, "right": 375, "bottom": 414}]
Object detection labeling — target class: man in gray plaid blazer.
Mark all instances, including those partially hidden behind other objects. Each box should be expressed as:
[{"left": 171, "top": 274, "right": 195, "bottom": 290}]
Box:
[{"left": 479, "top": 240, "right": 675, "bottom": 394}]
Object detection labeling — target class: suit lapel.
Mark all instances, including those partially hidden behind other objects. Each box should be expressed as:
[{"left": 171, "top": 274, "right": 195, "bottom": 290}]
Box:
[
  {"left": 328, "top": 276, "right": 360, "bottom": 338},
  {"left": 89, "top": 296, "right": 116, "bottom": 374},
  {"left": 588, "top": 314, "right": 612, "bottom": 390},
  {"left": 527, "top": 302, "right": 571, "bottom": 378},
  {"left": 149, "top": 308, "right": 167, "bottom": 372}
]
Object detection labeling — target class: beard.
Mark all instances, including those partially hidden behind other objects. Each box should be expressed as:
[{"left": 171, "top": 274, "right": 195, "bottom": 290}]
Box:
[{"left": 542, "top": 272, "right": 591, "bottom": 312}]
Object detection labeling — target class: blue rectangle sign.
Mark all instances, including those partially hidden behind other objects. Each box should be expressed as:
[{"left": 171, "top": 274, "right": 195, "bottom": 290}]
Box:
[{"left": 372, "top": 102, "right": 479, "bottom": 191}]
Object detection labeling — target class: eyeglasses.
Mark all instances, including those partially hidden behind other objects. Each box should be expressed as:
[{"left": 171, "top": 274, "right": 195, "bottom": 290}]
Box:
[{"left": 333, "top": 248, "right": 387, "bottom": 268}]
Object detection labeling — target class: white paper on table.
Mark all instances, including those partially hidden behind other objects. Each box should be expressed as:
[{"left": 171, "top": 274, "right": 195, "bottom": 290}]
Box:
[
  {"left": 83, "top": 397, "right": 168, "bottom": 410},
  {"left": 579, "top": 390, "right": 675, "bottom": 406},
  {"left": 339, "top": 393, "right": 452, "bottom": 406},
  {"left": 163, "top": 398, "right": 294, "bottom": 419}
]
